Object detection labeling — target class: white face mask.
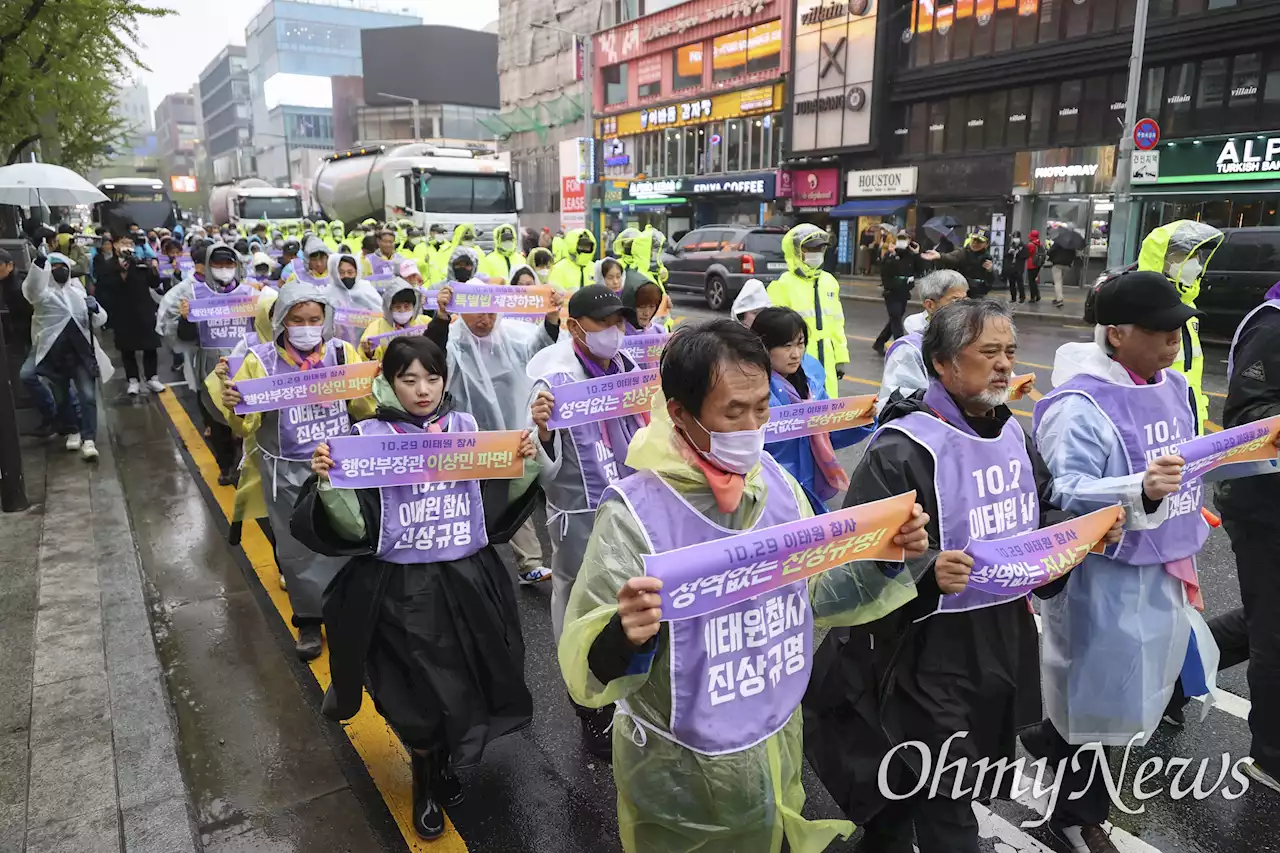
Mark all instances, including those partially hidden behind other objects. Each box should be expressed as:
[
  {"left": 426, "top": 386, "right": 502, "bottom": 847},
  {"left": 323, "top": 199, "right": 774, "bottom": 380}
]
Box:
[
  {"left": 580, "top": 324, "right": 623, "bottom": 360},
  {"left": 803, "top": 251, "right": 825, "bottom": 268},
  {"left": 691, "top": 416, "right": 766, "bottom": 475},
  {"left": 896, "top": 239, "right": 909, "bottom": 250},
  {"left": 286, "top": 325, "right": 324, "bottom": 351},
  {"left": 535, "top": 268, "right": 551, "bottom": 282},
  {"left": 1179, "top": 258, "right": 1202, "bottom": 285},
  {"left": 211, "top": 266, "right": 236, "bottom": 283},
  {"left": 391, "top": 309, "right": 414, "bottom": 326}
]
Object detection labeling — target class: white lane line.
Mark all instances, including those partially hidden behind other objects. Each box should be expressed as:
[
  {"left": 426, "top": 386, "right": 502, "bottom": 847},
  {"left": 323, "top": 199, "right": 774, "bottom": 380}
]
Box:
[
  {"left": 975, "top": 803, "right": 1057, "bottom": 852},
  {"left": 1009, "top": 792, "right": 1167, "bottom": 853}
]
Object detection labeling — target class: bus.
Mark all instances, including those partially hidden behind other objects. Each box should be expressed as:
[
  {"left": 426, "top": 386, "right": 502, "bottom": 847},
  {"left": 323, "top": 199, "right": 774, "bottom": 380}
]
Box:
[{"left": 93, "top": 177, "right": 179, "bottom": 236}]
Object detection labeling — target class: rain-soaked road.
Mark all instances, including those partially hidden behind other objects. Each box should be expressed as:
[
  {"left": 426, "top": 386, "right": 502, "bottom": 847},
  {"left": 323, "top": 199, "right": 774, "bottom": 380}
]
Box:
[{"left": 105, "top": 287, "right": 1279, "bottom": 853}]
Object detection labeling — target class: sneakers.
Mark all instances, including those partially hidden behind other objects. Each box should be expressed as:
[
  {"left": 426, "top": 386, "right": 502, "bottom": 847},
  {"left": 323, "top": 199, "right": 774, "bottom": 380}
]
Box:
[
  {"left": 518, "top": 566, "right": 552, "bottom": 585},
  {"left": 1244, "top": 759, "right": 1280, "bottom": 794},
  {"left": 578, "top": 704, "right": 614, "bottom": 762},
  {"left": 1161, "top": 702, "right": 1186, "bottom": 728},
  {"left": 80, "top": 440, "right": 99, "bottom": 462},
  {"left": 217, "top": 468, "right": 238, "bottom": 487},
  {"left": 145, "top": 376, "right": 166, "bottom": 393},
  {"left": 278, "top": 574, "right": 288, "bottom": 591},
  {"left": 127, "top": 378, "right": 141, "bottom": 396},
  {"left": 1047, "top": 821, "right": 1119, "bottom": 853},
  {"left": 65, "top": 433, "right": 82, "bottom": 452},
  {"left": 295, "top": 624, "right": 323, "bottom": 661}
]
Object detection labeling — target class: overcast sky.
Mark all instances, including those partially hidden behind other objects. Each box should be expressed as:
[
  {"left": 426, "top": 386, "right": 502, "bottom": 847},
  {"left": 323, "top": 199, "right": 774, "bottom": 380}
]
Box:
[{"left": 132, "top": 0, "right": 500, "bottom": 114}]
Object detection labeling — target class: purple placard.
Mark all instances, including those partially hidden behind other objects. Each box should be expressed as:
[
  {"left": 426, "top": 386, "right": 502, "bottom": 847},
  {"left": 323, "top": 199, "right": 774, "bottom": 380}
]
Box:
[
  {"left": 1175, "top": 415, "right": 1280, "bottom": 483},
  {"left": 187, "top": 293, "right": 257, "bottom": 323},
  {"left": 762, "top": 396, "right": 876, "bottom": 443},
  {"left": 365, "top": 326, "right": 428, "bottom": 348},
  {"left": 964, "top": 505, "right": 1123, "bottom": 598},
  {"left": 643, "top": 491, "right": 916, "bottom": 621},
  {"left": 333, "top": 306, "right": 383, "bottom": 330},
  {"left": 231, "top": 362, "right": 379, "bottom": 414},
  {"left": 327, "top": 430, "right": 525, "bottom": 488},
  {"left": 445, "top": 283, "right": 554, "bottom": 315},
  {"left": 546, "top": 369, "right": 659, "bottom": 429},
  {"left": 620, "top": 333, "right": 670, "bottom": 367}
]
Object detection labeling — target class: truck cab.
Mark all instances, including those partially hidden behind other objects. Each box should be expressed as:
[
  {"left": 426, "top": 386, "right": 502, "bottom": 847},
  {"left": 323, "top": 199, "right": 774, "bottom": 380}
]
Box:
[{"left": 231, "top": 186, "right": 304, "bottom": 232}]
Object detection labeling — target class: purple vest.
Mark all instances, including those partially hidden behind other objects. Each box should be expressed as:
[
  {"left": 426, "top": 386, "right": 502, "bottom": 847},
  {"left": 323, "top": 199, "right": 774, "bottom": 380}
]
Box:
[
  {"left": 1227, "top": 299, "right": 1280, "bottom": 379},
  {"left": 289, "top": 258, "right": 328, "bottom": 287},
  {"left": 548, "top": 367, "right": 640, "bottom": 509},
  {"left": 609, "top": 456, "right": 810, "bottom": 755},
  {"left": 252, "top": 341, "right": 352, "bottom": 461},
  {"left": 355, "top": 414, "right": 489, "bottom": 564},
  {"left": 1033, "top": 371, "right": 1208, "bottom": 565},
  {"left": 192, "top": 279, "right": 255, "bottom": 351},
  {"left": 886, "top": 331, "right": 923, "bottom": 362},
  {"left": 368, "top": 255, "right": 399, "bottom": 277},
  {"left": 880, "top": 382, "right": 1040, "bottom": 614}
]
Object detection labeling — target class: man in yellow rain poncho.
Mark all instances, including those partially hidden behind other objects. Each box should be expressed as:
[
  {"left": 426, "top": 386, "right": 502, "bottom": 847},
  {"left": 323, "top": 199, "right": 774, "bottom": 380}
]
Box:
[
  {"left": 614, "top": 227, "right": 673, "bottom": 330},
  {"left": 767, "top": 223, "right": 849, "bottom": 398},
  {"left": 557, "top": 319, "right": 932, "bottom": 853},
  {"left": 1136, "top": 219, "right": 1224, "bottom": 434},
  {"left": 548, "top": 228, "right": 597, "bottom": 293}
]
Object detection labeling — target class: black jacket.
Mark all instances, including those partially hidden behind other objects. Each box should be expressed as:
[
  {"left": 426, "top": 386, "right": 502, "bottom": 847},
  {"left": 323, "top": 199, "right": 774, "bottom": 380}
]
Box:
[
  {"left": 934, "top": 246, "right": 994, "bottom": 295},
  {"left": 106, "top": 256, "right": 162, "bottom": 351},
  {"left": 803, "top": 389, "right": 1072, "bottom": 823},
  {"left": 879, "top": 248, "right": 925, "bottom": 297},
  {"left": 1215, "top": 307, "right": 1280, "bottom": 523},
  {"left": 1047, "top": 244, "right": 1078, "bottom": 266}
]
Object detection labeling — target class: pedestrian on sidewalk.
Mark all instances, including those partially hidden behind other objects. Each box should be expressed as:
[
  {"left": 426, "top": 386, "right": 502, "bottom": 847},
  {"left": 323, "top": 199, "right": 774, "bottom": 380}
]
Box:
[
  {"left": 929, "top": 230, "right": 995, "bottom": 298},
  {"left": 4, "top": 248, "right": 77, "bottom": 437},
  {"left": 1047, "top": 237, "right": 1079, "bottom": 309},
  {"left": 22, "top": 253, "right": 106, "bottom": 461},
  {"left": 1004, "top": 231, "right": 1028, "bottom": 303},
  {"left": 872, "top": 229, "right": 925, "bottom": 356},
  {"left": 295, "top": 336, "right": 537, "bottom": 840},
  {"left": 1026, "top": 229, "right": 1044, "bottom": 303},
  {"left": 426, "top": 271, "right": 563, "bottom": 585},
  {"left": 106, "top": 232, "right": 166, "bottom": 396}
]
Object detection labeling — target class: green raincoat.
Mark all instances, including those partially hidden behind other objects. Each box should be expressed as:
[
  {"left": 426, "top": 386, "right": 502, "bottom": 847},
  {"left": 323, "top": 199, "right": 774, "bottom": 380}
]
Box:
[
  {"left": 559, "top": 396, "right": 923, "bottom": 853},
  {"left": 1137, "top": 219, "right": 1224, "bottom": 433}
]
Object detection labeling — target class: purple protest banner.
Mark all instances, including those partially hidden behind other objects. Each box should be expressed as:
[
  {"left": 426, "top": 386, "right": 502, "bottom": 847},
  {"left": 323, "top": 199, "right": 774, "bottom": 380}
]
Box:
[
  {"left": 620, "top": 334, "right": 670, "bottom": 367},
  {"left": 333, "top": 306, "right": 383, "bottom": 331},
  {"left": 763, "top": 395, "right": 876, "bottom": 442},
  {"left": 187, "top": 293, "right": 257, "bottom": 323},
  {"left": 365, "top": 326, "right": 429, "bottom": 349},
  {"left": 327, "top": 430, "right": 525, "bottom": 488},
  {"left": 445, "top": 283, "right": 555, "bottom": 314},
  {"left": 546, "top": 369, "right": 659, "bottom": 429},
  {"left": 232, "top": 362, "right": 379, "bottom": 414},
  {"left": 643, "top": 491, "right": 917, "bottom": 621},
  {"left": 963, "top": 505, "right": 1123, "bottom": 597},
  {"left": 1176, "top": 415, "right": 1280, "bottom": 484}
]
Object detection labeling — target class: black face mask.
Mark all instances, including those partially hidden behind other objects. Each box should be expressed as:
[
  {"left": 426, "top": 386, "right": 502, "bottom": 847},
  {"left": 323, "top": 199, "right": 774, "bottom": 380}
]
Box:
[
  {"left": 453, "top": 265, "right": 473, "bottom": 283},
  {"left": 340, "top": 276, "right": 356, "bottom": 289},
  {"left": 51, "top": 267, "right": 70, "bottom": 284}
]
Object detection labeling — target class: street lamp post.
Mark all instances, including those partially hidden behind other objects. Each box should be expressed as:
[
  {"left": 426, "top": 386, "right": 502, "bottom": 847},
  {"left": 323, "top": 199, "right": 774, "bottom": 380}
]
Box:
[
  {"left": 531, "top": 21, "right": 595, "bottom": 240},
  {"left": 377, "top": 92, "right": 422, "bottom": 142}
]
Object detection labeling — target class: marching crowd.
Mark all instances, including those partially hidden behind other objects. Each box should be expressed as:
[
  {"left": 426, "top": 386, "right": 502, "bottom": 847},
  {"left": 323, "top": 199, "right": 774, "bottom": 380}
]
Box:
[{"left": 9, "top": 211, "right": 1280, "bottom": 853}]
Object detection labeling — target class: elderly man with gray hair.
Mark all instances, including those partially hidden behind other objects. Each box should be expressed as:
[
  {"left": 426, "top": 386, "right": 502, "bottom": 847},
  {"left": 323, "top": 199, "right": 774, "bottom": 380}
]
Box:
[
  {"left": 877, "top": 269, "right": 969, "bottom": 413},
  {"left": 806, "top": 299, "right": 1110, "bottom": 853}
]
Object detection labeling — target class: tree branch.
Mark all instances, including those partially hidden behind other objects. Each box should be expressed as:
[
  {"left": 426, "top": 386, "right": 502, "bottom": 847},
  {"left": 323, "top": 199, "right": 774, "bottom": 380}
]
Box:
[{"left": 6, "top": 133, "right": 41, "bottom": 165}]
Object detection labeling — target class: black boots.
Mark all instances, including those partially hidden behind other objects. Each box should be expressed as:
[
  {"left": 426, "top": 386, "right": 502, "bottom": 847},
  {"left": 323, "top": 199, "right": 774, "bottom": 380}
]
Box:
[
  {"left": 411, "top": 747, "right": 464, "bottom": 840},
  {"left": 295, "top": 623, "right": 323, "bottom": 661},
  {"left": 575, "top": 701, "right": 614, "bottom": 762}
]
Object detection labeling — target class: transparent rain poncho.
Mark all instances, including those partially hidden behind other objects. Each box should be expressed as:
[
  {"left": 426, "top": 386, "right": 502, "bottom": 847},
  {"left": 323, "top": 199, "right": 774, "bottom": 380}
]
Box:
[
  {"left": 558, "top": 393, "right": 925, "bottom": 853},
  {"left": 446, "top": 305, "right": 555, "bottom": 432}
]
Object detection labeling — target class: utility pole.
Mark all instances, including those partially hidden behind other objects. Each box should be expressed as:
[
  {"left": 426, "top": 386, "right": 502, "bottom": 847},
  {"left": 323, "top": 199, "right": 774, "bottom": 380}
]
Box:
[
  {"left": 377, "top": 92, "right": 422, "bottom": 142},
  {"left": 1107, "top": 0, "right": 1151, "bottom": 269}
]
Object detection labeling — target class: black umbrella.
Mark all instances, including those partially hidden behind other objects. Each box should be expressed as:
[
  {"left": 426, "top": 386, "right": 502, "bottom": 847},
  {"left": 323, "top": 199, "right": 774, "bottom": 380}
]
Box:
[
  {"left": 923, "top": 215, "right": 964, "bottom": 247},
  {"left": 1049, "top": 227, "right": 1086, "bottom": 252}
]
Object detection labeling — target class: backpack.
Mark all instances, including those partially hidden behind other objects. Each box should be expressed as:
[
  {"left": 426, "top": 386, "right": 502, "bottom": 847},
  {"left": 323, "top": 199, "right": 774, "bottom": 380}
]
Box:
[{"left": 1033, "top": 243, "right": 1048, "bottom": 268}]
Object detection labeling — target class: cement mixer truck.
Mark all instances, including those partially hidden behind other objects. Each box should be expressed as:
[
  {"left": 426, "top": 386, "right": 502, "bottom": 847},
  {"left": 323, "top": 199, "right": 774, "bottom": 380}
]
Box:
[
  {"left": 209, "top": 179, "right": 304, "bottom": 232},
  {"left": 312, "top": 144, "right": 522, "bottom": 251}
]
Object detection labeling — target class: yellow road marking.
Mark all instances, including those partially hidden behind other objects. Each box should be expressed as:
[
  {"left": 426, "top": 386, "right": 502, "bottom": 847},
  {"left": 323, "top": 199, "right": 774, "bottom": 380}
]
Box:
[
  {"left": 1205, "top": 420, "right": 1223, "bottom": 433},
  {"left": 156, "top": 392, "right": 466, "bottom": 853}
]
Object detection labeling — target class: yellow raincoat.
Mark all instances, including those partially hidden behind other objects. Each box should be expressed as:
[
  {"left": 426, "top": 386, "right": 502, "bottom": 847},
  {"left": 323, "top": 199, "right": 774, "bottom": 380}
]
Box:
[
  {"left": 450, "top": 223, "right": 486, "bottom": 261},
  {"left": 1137, "top": 220, "right": 1224, "bottom": 433},
  {"left": 548, "top": 228, "right": 596, "bottom": 293},
  {"left": 615, "top": 228, "right": 673, "bottom": 330},
  {"left": 479, "top": 223, "right": 526, "bottom": 284},
  {"left": 559, "top": 395, "right": 922, "bottom": 853},
  {"left": 767, "top": 224, "right": 848, "bottom": 398}
]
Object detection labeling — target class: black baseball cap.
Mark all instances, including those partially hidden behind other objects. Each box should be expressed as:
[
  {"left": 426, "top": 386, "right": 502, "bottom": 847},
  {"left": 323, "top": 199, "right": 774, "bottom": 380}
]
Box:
[
  {"left": 1094, "top": 270, "right": 1204, "bottom": 332},
  {"left": 568, "top": 285, "right": 637, "bottom": 326}
]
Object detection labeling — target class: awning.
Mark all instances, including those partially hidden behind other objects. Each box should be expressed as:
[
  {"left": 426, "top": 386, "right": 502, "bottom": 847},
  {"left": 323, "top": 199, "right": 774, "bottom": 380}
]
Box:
[{"left": 829, "top": 197, "right": 915, "bottom": 218}]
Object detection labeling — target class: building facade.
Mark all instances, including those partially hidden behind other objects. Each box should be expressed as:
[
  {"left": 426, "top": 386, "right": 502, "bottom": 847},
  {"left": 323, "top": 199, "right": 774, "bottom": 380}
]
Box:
[
  {"left": 243, "top": 0, "right": 420, "bottom": 187},
  {"left": 114, "top": 80, "right": 153, "bottom": 154},
  {"left": 154, "top": 91, "right": 201, "bottom": 210},
  {"left": 199, "top": 45, "right": 255, "bottom": 183},
  {"left": 591, "top": 0, "right": 792, "bottom": 236}
]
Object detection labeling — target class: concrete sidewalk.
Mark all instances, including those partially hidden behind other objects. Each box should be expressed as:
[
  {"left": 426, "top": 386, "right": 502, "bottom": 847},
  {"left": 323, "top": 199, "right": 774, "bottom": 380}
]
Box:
[
  {"left": 0, "top": 409, "right": 198, "bottom": 852},
  {"left": 837, "top": 274, "right": 1088, "bottom": 324}
]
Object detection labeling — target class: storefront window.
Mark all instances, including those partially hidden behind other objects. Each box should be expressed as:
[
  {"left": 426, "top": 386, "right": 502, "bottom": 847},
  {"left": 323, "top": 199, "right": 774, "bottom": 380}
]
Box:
[
  {"left": 1161, "top": 62, "right": 1196, "bottom": 137},
  {"left": 971, "top": 4, "right": 995, "bottom": 58},
  {"left": 1006, "top": 87, "right": 1030, "bottom": 149},
  {"left": 1014, "top": 2, "right": 1039, "bottom": 48},
  {"left": 665, "top": 129, "right": 680, "bottom": 178},
  {"left": 706, "top": 121, "right": 723, "bottom": 172},
  {"left": 1093, "top": 0, "right": 1118, "bottom": 33},
  {"left": 1064, "top": 0, "right": 1090, "bottom": 38},
  {"left": 1194, "top": 57, "right": 1228, "bottom": 133},
  {"left": 993, "top": 4, "right": 1016, "bottom": 52},
  {"left": 966, "top": 94, "right": 985, "bottom": 151},
  {"left": 951, "top": 0, "right": 974, "bottom": 62},
  {"left": 1038, "top": 0, "right": 1061, "bottom": 43},
  {"left": 946, "top": 96, "right": 966, "bottom": 153},
  {"left": 912, "top": 3, "right": 934, "bottom": 67},
  {"left": 1140, "top": 66, "right": 1165, "bottom": 118},
  {"left": 771, "top": 116, "right": 784, "bottom": 168},
  {"left": 1029, "top": 84, "right": 1054, "bottom": 147},
  {"left": 673, "top": 44, "right": 703, "bottom": 91},
  {"left": 1263, "top": 49, "right": 1280, "bottom": 127},
  {"left": 910, "top": 102, "right": 928, "bottom": 157},
  {"left": 639, "top": 79, "right": 661, "bottom": 98},
  {"left": 1080, "top": 76, "right": 1110, "bottom": 144},
  {"left": 1117, "top": 0, "right": 1138, "bottom": 26},
  {"left": 746, "top": 22, "right": 782, "bottom": 75},
  {"left": 985, "top": 90, "right": 1007, "bottom": 149},
  {"left": 683, "top": 126, "right": 698, "bottom": 174},
  {"left": 1228, "top": 53, "right": 1262, "bottom": 121},
  {"left": 928, "top": 101, "right": 947, "bottom": 155},
  {"left": 712, "top": 29, "right": 747, "bottom": 83},
  {"left": 604, "top": 63, "right": 628, "bottom": 106},
  {"left": 724, "top": 119, "right": 743, "bottom": 173},
  {"left": 748, "top": 117, "right": 765, "bottom": 169},
  {"left": 1056, "top": 79, "right": 1082, "bottom": 145}
]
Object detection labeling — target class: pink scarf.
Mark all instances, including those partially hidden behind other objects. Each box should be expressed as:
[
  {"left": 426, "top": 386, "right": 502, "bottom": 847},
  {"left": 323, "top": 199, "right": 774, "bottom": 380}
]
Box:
[
  {"left": 281, "top": 340, "right": 327, "bottom": 371},
  {"left": 774, "top": 372, "right": 848, "bottom": 500}
]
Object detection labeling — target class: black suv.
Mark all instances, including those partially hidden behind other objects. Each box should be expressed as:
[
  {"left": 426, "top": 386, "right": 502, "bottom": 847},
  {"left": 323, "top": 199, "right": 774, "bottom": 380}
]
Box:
[
  {"left": 1197, "top": 227, "right": 1280, "bottom": 338},
  {"left": 662, "top": 225, "right": 787, "bottom": 311}
]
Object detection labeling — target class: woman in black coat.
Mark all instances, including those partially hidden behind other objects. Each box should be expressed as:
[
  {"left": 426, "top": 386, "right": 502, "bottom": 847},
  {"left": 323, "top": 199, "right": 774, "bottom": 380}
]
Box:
[{"left": 101, "top": 233, "right": 164, "bottom": 394}]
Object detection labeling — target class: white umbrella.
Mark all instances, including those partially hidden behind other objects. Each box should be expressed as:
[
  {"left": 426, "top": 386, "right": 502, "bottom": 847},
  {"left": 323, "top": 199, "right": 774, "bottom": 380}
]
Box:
[{"left": 0, "top": 162, "right": 108, "bottom": 207}]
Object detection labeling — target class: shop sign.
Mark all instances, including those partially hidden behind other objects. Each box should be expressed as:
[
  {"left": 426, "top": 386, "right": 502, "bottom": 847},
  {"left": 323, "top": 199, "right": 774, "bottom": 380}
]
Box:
[
  {"left": 597, "top": 83, "right": 783, "bottom": 138},
  {"left": 605, "top": 154, "right": 631, "bottom": 167},
  {"left": 562, "top": 177, "right": 586, "bottom": 213},
  {"left": 790, "top": 0, "right": 878, "bottom": 153},
  {"left": 627, "top": 179, "right": 684, "bottom": 199},
  {"left": 1149, "top": 132, "right": 1280, "bottom": 185},
  {"left": 595, "top": 0, "right": 776, "bottom": 64},
  {"left": 788, "top": 168, "right": 840, "bottom": 207},
  {"left": 623, "top": 172, "right": 777, "bottom": 200},
  {"left": 1014, "top": 146, "right": 1116, "bottom": 194},
  {"left": 846, "top": 166, "right": 918, "bottom": 198},
  {"left": 643, "top": 0, "right": 772, "bottom": 42}
]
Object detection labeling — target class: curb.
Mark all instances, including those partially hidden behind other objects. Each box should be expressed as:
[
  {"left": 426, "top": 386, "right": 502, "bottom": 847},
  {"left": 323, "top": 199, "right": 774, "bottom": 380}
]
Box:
[{"left": 838, "top": 283, "right": 1088, "bottom": 327}]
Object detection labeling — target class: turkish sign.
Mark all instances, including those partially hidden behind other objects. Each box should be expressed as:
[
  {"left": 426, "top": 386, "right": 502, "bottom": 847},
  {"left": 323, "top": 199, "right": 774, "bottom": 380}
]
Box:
[
  {"left": 762, "top": 395, "right": 875, "bottom": 442},
  {"left": 232, "top": 361, "right": 378, "bottom": 414},
  {"left": 328, "top": 431, "right": 525, "bottom": 488},
  {"left": 1176, "top": 415, "right": 1280, "bottom": 484},
  {"left": 1149, "top": 132, "right": 1280, "bottom": 185},
  {"left": 545, "top": 369, "right": 659, "bottom": 429},
  {"left": 645, "top": 491, "right": 916, "bottom": 621},
  {"left": 964, "top": 505, "right": 1124, "bottom": 597}
]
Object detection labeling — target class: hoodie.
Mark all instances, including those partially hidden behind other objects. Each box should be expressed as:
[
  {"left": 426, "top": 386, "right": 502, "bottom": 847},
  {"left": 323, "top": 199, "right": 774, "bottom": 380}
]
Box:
[
  {"left": 548, "top": 228, "right": 596, "bottom": 293},
  {"left": 730, "top": 278, "right": 771, "bottom": 322},
  {"left": 480, "top": 223, "right": 525, "bottom": 283},
  {"left": 359, "top": 279, "right": 430, "bottom": 359}
]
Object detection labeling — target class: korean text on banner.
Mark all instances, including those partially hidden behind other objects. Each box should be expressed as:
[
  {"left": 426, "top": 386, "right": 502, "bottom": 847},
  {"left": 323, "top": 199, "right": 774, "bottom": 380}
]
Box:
[
  {"left": 619, "top": 333, "right": 669, "bottom": 367},
  {"left": 365, "top": 326, "right": 430, "bottom": 348},
  {"left": 1176, "top": 415, "right": 1280, "bottom": 484},
  {"left": 644, "top": 491, "right": 918, "bottom": 621},
  {"left": 187, "top": 294, "right": 257, "bottom": 323},
  {"left": 446, "top": 283, "right": 555, "bottom": 315},
  {"left": 233, "top": 361, "right": 379, "bottom": 414},
  {"left": 327, "top": 430, "right": 525, "bottom": 488},
  {"left": 965, "top": 505, "right": 1124, "bottom": 597},
  {"left": 546, "top": 369, "right": 660, "bottom": 429},
  {"left": 763, "top": 395, "right": 875, "bottom": 443},
  {"left": 333, "top": 306, "right": 383, "bottom": 330}
]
